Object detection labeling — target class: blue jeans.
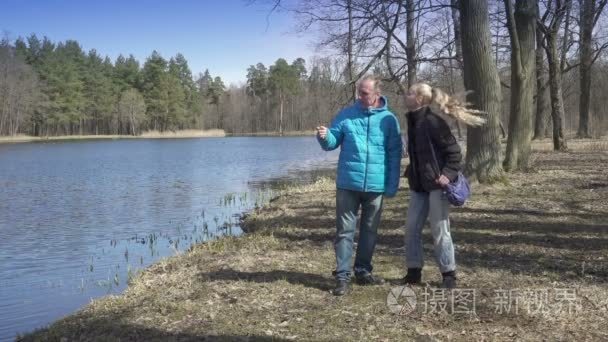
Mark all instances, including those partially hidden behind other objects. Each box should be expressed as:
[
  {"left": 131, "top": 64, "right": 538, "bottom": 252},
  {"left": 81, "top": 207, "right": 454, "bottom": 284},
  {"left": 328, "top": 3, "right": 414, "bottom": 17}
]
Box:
[
  {"left": 334, "top": 188, "right": 384, "bottom": 281},
  {"left": 405, "top": 190, "right": 456, "bottom": 274}
]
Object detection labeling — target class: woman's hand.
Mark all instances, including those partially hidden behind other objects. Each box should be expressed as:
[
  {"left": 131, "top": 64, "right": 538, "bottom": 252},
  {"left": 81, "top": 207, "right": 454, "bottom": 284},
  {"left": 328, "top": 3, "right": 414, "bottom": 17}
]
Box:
[{"left": 436, "top": 174, "right": 450, "bottom": 187}]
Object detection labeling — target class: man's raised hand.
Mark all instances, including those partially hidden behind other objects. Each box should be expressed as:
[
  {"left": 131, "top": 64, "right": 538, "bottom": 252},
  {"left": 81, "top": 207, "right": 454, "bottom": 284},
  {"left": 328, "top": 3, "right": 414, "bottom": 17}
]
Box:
[{"left": 316, "top": 126, "right": 328, "bottom": 139}]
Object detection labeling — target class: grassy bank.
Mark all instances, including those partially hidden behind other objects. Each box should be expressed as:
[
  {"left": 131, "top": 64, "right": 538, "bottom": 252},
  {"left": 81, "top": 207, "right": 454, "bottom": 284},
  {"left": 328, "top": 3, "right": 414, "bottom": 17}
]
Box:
[
  {"left": 20, "top": 139, "right": 608, "bottom": 341},
  {"left": 0, "top": 129, "right": 226, "bottom": 144}
]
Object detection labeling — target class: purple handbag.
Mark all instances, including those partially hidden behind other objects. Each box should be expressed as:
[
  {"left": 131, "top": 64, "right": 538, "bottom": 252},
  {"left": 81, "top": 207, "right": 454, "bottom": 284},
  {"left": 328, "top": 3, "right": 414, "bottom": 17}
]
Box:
[
  {"left": 443, "top": 172, "right": 470, "bottom": 206},
  {"left": 424, "top": 123, "right": 470, "bottom": 206}
]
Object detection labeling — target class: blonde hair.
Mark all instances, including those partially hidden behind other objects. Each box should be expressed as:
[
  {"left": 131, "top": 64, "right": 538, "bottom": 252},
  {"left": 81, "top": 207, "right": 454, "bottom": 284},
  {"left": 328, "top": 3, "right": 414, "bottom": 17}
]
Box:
[{"left": 409, "top": 83, "right": 486, "bottom": 126}]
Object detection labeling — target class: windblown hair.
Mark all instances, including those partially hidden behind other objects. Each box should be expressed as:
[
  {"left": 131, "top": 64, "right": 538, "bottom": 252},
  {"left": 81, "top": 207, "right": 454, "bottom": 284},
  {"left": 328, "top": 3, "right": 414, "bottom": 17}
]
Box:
[{"left": 410, "top": 83, "right": 486, "bottom": 126}]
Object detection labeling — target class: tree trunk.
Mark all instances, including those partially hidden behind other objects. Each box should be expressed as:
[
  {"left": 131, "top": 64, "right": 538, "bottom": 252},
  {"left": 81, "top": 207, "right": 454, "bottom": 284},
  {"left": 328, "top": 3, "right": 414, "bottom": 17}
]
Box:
[
  {"left": 451, "top": 0, "right": 463, "bottom": 70},
  {"left": 503, "top": 0, "right": 536, "bottom": 171},
  {"left": 217, "top": 104, "right": 222, "bottom": 130},
  {"left": 534, "top": 12, "right": 548, "bottom": 140},
  {"left": 459, "top": 0, "right": 504, "bottom": 182},
  {"left": 578, "top": 0, "right": 594, "bottom": 138},
  {"left": 0, "top": 115, "right": 4, "bottom": 136},
  {"left": 545, "top": 33, "right": 568, "bottom": 151},
  {"left": 543, "top": 0, "right": 569, "bottom": 151},
  {"left": 347, "top": 0, "right": 356, "bottom": 102},
  {"left": 130, "top": 108, "right": 136, "bottom": 136},
  {"left": 406, "top": 0, "right": 417, "bottom": 87},
  {"left": 560, "top": 2, "right": 572, "bottom": 74},
  {"left": 449, "top": 1, "right": 463, "bottom": 139},
  {"left": 279, "top": 92, "right": 284, "bottom": 136}
]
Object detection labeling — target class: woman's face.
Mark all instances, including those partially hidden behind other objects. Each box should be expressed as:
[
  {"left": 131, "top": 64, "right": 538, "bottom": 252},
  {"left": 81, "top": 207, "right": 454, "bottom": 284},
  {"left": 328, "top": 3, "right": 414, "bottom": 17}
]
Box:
[{"left": 405, "top": 88, "right": 421, "bottom": 111}]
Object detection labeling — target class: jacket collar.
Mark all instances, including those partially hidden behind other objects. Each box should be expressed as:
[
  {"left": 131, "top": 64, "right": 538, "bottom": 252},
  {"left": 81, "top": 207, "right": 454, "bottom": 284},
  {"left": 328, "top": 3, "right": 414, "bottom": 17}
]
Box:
[
  {"left": 406, "top": 105, "right": 429, "bottom": 122},
  {"left": 356, "top": 96, "right": 388, "bottom": 114}
]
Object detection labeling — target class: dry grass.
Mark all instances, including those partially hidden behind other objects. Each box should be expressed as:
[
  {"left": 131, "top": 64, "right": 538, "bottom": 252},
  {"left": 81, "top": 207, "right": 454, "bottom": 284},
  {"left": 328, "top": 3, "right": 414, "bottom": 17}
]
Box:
[
  {"left": 0, "top": 134, "right": 40, "bottom": 143},
  {"left": 531, "top": 137, "right": 608, "bottom": 152},
  {"left": 0, "top": 130, "right": 226, "bottom": 144},
  {"left": 19, "top": 139, "right": 608, "bottom": 341}
]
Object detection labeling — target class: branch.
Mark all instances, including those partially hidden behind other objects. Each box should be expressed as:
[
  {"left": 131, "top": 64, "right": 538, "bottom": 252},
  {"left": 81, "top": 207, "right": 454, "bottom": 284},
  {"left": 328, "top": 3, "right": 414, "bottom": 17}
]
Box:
[
  {"left": 540, "top": 0, "right": 552, "bottom": 24},
  {"left": 562, "top": 61, "right": 580, "bottom": 73},
  {"left": 593, "top": 0, "right": 608, "bottom": 27},
  {"left": 382, "top": 0, "right": 407, "bottom": 93},
  {"left": 350, "top": 41, "right": 388, "bottom": 88},
  {"left": 591, "top": 41, "right": 608, "bottom": 64}
]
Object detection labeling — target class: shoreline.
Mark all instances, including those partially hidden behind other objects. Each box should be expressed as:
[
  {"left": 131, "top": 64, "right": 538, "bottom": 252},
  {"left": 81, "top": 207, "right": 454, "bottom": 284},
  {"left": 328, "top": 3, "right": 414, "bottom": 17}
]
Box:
[{"left": 18, "top": 139, "right": 608, "bottom": 341}]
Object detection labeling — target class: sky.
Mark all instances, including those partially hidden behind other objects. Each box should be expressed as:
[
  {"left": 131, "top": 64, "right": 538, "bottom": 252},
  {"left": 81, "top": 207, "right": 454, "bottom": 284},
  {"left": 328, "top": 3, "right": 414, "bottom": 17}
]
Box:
[{"left": 0, "top": 0, "right": 319, "bottom": 86}]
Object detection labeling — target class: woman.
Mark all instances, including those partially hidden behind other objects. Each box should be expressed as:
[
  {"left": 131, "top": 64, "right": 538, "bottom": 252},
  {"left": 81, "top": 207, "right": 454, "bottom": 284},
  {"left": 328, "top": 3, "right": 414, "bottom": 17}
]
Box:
[{"left": 402, "top": 83, "right": 485, "bottom": 288}]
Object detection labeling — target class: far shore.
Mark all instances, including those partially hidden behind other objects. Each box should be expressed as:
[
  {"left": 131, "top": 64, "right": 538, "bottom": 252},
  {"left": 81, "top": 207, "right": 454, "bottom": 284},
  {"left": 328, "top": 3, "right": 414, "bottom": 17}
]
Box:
[
  {"left": 0, "top": 130, "right": 323, "bottom": 144},
  {"left": 0, "top": 129, "right": 227, "bottom": 144},
  {"left": 225, "top": 130, "right": 316, "bottom": 137}
]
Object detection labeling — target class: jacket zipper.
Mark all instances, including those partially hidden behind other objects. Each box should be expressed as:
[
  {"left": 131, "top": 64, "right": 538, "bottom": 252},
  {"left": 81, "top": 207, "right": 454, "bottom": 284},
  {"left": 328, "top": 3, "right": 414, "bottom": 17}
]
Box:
[{"left": 363, "top": 114, "right": 370, "bottom": 192}]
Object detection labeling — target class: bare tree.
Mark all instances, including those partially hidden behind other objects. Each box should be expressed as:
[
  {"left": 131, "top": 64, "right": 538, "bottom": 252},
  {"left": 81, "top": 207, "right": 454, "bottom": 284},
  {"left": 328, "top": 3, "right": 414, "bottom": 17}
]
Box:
[
  {"left": 538, "top": 0, "right": 571, "bottom": 151},
  {"left": 118, "top": 88, "right": 146, "bottom": 135},
  {"left": 0, "top": 37, "right": 41, "bottom": 136}
]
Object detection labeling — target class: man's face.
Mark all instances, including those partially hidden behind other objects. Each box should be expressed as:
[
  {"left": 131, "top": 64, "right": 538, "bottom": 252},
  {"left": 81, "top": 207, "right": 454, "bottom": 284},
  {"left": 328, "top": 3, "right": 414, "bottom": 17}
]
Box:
[{"left": 358, "top": 80, "right": 379, "bottom": 108}]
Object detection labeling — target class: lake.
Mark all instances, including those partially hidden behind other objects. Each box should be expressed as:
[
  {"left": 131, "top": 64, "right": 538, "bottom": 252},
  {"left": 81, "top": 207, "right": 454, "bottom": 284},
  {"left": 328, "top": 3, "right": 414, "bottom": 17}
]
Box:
[{"left": 0, "top": 136, "right": 338, "bottom": 341}]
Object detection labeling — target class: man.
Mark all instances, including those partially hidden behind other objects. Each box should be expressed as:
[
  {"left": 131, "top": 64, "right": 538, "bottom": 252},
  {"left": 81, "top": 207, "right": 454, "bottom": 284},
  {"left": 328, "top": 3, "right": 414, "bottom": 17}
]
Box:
[{"left": 316, "top": 75, "right": 402, "bottom": 296}]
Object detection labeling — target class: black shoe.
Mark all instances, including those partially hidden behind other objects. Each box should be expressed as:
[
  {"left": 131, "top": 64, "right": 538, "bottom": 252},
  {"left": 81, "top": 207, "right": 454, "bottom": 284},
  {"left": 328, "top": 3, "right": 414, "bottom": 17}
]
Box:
[
  {"left": 355, "top": 273, "right": 385, "bottom": 285},
  {"left": 333, "top": 279, "right": 349, "bottom": 296},
  {"left": 402, "top": 268, "right": 422, "bottom": 285},
  {"left": 441, "top": 271, "right": 457, "bottom": 289}
]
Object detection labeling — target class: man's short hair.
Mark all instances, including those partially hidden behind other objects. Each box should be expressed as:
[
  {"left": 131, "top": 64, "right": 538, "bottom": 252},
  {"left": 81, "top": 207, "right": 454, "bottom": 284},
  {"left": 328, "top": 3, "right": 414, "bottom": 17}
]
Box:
[{"left": 356, "top": 75, "right": 382, "bottom": 93}]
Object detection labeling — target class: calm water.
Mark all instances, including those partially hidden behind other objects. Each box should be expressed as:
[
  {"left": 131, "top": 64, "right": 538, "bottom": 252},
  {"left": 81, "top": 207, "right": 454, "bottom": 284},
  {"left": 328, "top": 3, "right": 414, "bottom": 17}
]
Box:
[{"left": 0, "top": 136, "right": 338, "bottom": 341}]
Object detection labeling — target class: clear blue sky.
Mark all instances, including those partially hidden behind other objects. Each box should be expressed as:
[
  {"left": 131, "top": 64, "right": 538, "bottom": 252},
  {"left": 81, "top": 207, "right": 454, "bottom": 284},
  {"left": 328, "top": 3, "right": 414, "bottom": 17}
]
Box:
[{"left": 0, "top": 0, "right": 316, "bottom": 86}]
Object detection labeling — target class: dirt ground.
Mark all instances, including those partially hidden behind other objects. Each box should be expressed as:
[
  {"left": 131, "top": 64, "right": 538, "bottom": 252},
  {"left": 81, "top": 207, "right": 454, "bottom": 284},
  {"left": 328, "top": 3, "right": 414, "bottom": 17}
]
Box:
[{"left": 21, "top": 139, "right": 608, "bottom": 341}]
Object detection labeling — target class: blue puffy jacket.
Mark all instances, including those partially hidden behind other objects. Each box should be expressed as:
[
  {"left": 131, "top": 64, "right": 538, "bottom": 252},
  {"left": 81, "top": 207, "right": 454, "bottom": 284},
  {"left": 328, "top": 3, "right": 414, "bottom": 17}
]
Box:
[{"left": 317, "top": 96, "right": 402, "bottom": 197}]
